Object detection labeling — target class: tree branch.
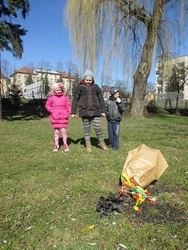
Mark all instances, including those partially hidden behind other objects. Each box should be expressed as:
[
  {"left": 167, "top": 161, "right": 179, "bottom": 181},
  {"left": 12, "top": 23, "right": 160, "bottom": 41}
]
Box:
[{"left": 116, "top": 0, "right": 151, "bottom": 26}]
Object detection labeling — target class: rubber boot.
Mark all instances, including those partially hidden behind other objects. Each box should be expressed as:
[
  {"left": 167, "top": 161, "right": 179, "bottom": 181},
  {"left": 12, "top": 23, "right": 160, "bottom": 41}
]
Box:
[
  {"left": 99, "top": 141, "right": 109, "bottom": 150},
  {"left": 86, "top": 141, "right": 92, "bottom": 153}
]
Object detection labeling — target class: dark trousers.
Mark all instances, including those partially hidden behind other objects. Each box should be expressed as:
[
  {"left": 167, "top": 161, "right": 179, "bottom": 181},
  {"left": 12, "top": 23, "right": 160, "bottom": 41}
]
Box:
[{"left": 107, "top": 121, "right": 120, "bottom": 149}]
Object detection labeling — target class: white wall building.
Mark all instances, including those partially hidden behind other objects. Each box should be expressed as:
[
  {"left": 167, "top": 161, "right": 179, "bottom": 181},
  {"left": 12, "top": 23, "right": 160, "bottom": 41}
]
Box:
[
  {"left": 10, "top": 67, "right": 75, "bottom": 97},
  {"left": 156, "top": 56, "right": 188, "bottom": 97}
]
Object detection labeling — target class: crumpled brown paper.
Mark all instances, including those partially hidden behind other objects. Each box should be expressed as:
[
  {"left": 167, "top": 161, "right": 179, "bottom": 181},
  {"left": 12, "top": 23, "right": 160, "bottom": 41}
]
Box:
[{"left": 122, "top": 144, "right": 168, "bottom": 188}]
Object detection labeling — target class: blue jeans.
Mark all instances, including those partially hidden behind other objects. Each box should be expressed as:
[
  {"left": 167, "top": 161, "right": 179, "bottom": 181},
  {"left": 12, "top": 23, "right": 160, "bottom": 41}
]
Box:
[{"left": 107, "top": 121, "right": 120, "bottom": 149}]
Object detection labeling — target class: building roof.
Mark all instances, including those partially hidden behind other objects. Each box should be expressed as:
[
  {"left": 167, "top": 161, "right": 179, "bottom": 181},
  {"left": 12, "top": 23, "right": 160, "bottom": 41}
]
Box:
[
  {"left": 11, "top": 67, "right": 37, "bottom": 76},
  {"left": 60, "top": 72, "right": 75, "bottom": 79},
  {"left": 0, "top": 73, "right": 7, "bottom": 79},
  {"left": 35, "top": 69, "right": 60, "bottom": 75}
]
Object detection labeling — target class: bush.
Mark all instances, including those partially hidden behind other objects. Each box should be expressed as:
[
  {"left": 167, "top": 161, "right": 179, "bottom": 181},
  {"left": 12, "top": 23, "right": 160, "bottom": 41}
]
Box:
[{"left": 146, "top": 100, "right": 158, "bottom": 113}]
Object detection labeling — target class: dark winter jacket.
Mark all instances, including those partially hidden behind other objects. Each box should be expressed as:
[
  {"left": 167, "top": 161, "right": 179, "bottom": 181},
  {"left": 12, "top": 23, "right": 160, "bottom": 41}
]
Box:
[
  {"left": 105, "top": 98, "right": 125, "bottom": 122},
  {"left": 71, "top": 80, "right": 105, "bottom": 117}
]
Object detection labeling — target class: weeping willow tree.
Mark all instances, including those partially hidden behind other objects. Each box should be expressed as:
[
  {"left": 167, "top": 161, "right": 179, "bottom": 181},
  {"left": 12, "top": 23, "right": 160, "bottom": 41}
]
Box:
[{"left": 65, "top": 0, "right": 188, "bottom": 118}]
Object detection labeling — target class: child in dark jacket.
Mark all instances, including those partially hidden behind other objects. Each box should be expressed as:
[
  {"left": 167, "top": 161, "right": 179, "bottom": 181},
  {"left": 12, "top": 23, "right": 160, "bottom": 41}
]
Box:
[
  {"left": 71, "top": 69, "right": 109, "bottom": 152},
  {"left": 45, "top": 82, "right": 71, "bottom": 152},
  {"left": 105, "top": 87, "right": 125, "bottom": 149}
]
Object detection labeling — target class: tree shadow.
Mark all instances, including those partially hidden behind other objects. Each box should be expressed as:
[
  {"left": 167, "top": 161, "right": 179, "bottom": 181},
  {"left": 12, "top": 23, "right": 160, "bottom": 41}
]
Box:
[{"left": 2, "top": 98, "right": 49, "bottom": 121}]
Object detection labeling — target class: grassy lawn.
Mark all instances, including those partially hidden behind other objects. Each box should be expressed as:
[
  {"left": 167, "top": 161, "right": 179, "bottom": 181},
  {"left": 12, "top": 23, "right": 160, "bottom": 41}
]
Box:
[{"left": 0, "top": 112, "right": 187, "bottom": 250}]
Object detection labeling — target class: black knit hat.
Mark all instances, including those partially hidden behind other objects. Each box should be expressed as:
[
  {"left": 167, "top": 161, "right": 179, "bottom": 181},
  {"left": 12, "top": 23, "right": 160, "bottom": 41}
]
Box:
[{"left": 110, "top": 87, "right": 119, "bottom": 96}]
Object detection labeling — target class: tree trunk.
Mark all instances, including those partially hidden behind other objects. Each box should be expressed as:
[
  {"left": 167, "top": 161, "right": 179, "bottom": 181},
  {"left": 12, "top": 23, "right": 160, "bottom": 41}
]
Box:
[
  {"left": 0, "top": 52, "right": 2, "bottom": 121},
  {"left": 0, "top": 92, "right": 2, "bottom": 121},
  {"left": 131, "top": 73, "right": 147, "bottom": 118},
  {"left": 130, "top": 0, "right": 169, "bottom": 118}
]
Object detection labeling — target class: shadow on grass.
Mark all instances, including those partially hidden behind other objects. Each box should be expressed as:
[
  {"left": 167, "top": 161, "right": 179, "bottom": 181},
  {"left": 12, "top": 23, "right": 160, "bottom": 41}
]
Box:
[
  {"left": 3, "top": 103, "right": 49, "bottom": 121},
  {"left": 165, "top": 108, "right": 188, "bottom": 116},
  {"left": 59, "top": 137, "right": 109, "bottom": 149}
]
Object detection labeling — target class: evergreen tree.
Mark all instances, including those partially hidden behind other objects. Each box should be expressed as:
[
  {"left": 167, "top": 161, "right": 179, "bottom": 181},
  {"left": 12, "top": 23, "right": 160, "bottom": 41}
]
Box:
[
  {"left": 25, "top": 73, "right": 33, "bottom": 86},
  {"left": 167, "top": 66, "right": 185, "bottom": 92},
  {"left": 9, "top": 81, "right": 21, "bottom": 109},
  {"left": 0, "top": 0, "right": 30, "bottom": 58},
  {"left": 44, "top": 74, "right": 50, "bottom": 97},
  {"left": 0, "top": 0, "right": 30, "bottom": 120},
  {"left": 72, "top": 71, "right": 80, "bottom": 98}
]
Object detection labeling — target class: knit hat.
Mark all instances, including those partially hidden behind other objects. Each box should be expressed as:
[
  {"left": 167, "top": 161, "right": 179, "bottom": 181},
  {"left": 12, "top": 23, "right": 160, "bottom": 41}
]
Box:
[
  {"left": 83, "top": 69, "right": 94, "bottom": 79},
  {"left": 110, "top": 87, "right": 119, "bottom": 96},
  {"left": 52, "top": 82, "right": 63, "bottom": 91}
]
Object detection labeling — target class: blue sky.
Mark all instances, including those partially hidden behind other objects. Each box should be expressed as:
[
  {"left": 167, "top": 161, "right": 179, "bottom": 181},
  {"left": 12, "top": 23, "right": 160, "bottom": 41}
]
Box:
[{"left": 2, "top": 0, "right": 188, "bottom": 88}]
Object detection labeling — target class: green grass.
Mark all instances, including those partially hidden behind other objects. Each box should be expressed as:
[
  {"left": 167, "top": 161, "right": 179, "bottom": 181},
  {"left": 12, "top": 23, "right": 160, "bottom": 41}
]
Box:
[{"left": 0, "top": 113, "right": 188, "bottom": 250}]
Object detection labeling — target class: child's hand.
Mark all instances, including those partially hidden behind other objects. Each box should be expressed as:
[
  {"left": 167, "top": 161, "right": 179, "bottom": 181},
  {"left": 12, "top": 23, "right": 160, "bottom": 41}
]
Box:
[
  {"left": 101, "top": 113, "right": 106, "bottom": 117},
  {"left": 71, "top": 114, "right": 76, "bottom": 118},
  {"left": 116, "top": 97, "right": 121, "bottom": 103}
]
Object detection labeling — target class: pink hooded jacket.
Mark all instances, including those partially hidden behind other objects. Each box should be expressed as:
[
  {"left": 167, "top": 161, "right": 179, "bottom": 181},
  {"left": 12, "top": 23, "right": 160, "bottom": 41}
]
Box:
[{"left": 45, "top": 92, "right": 71, "bottom": 128}]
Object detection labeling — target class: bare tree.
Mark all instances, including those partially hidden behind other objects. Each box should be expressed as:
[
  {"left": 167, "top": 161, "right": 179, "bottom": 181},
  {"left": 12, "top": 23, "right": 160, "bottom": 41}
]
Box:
[
  {"left": 56, "top": 61, "right": 64, "bottom": 72},
  {"left": 1, "top": 59, "right": 12, "bottom": 92},
  {"left": 65, "top": 0, "right": 188, "bottom": 118},
  {"left": 37, "top": 61, "right": 52, "bottom": 71},
  {"left": 100, "top": 69, "right": 114, "bottom": 87},
  {"left": 65, "top": 61, "right": 77, "bottom": 76},
  {"left": 0, "top": 59, "right": 11, "bottom": 96},
  {"left": 115, "top": 79, "right": 127, "bottom": 89},
  {"left": 65, "top": 61, "right": 78, "bottom": 96},
  {"left": 25, "top": 61, "right": 35, "bottom": 69}
]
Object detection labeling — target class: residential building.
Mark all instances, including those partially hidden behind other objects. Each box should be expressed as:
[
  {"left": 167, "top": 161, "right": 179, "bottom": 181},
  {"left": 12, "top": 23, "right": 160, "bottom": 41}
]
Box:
[
  {"left": 156, "top": 55, "right": 188, "bottom": 93},
  {"left": 10, "top": 67, "right": 75, "bottom": 97}
]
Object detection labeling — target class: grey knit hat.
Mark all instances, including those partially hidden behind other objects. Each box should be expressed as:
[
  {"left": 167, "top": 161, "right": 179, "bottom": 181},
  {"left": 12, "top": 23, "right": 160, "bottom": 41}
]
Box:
[{"left": 83, "top": 69, "right": 94, "bottom": 79}]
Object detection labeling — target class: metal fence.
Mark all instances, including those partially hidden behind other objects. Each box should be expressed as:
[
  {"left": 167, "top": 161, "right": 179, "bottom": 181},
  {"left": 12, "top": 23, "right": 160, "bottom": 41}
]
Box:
[
  {"left": 144, "top": 91, "right": 187, "bottom": 109},
  {"left": 22, "top": 80, "right": 44, "bottom": 99},
  {"left": 155, "top": 91, "right": 186, "bottom": 109}
]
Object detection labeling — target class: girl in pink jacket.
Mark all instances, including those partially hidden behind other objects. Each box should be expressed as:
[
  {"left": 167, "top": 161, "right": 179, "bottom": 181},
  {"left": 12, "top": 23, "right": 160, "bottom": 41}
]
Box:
[{"left": 45, "top": 82, "right": 71, "bottom": 152}]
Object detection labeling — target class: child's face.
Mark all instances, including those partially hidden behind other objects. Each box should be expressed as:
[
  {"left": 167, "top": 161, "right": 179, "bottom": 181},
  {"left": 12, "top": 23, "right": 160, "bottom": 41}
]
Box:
[
  {"left": 84, "top": 77, "right": 93, "bottom": 86},
  {"left": 113, "top": 92, "right": 119, "bottom": 99},
  {"left": 54, "top": 87, "right": 62, "bottom": 95}
]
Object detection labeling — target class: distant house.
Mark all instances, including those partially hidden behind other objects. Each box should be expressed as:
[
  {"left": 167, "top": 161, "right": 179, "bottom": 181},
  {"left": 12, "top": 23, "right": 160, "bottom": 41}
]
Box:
[{"left": 10, "top": 67, "right": 75, "bottom": 97}]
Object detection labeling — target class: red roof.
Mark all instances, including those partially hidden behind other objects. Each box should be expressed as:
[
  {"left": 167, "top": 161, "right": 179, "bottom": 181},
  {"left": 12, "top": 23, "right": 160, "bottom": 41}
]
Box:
[
  {"left": 13, "top": 67, "right": 36, "bottom": 74},
  {"left": 60, "top": 72, "right": 75, "bottom": 79},
  {"left": 0, "top": 73, "right": 7, "bottom": 79}
]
